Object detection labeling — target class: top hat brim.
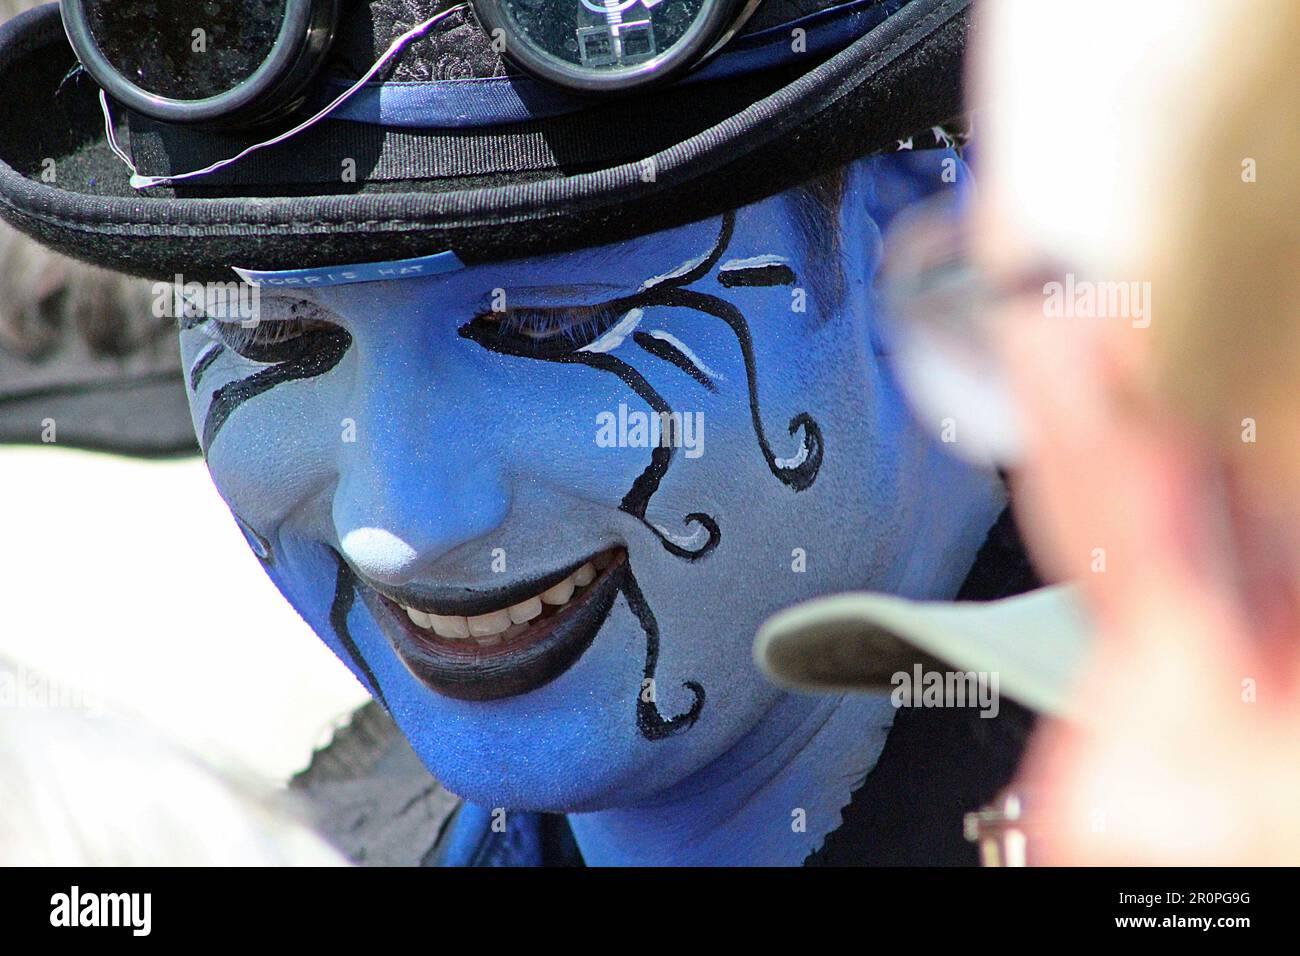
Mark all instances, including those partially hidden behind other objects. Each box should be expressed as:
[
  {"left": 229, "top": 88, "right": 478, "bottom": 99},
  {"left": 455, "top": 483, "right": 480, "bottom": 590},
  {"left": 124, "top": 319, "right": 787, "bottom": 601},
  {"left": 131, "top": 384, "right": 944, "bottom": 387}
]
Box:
[{"left": 0, "top": 0, "right": 972, "bottom": 283}]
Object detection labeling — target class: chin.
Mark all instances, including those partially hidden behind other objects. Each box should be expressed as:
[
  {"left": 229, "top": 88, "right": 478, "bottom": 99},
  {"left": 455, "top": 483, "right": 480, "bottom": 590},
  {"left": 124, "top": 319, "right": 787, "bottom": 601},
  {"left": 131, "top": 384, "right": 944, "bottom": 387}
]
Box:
[
  {"left": 384, "top": 644, "right": 769, "bottom": 813},
  {"left": 396, "top": 713, "right": 657, "bottom": 812}
]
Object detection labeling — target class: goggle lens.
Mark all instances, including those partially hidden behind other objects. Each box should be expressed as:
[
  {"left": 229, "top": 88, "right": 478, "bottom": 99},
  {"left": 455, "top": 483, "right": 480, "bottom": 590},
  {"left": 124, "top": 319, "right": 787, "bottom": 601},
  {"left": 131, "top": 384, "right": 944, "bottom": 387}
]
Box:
[
  {"left": 84, "top": 0, "right": 288, "bottom": 101},
  {"left": 498, "top": 0, "right": 709, "bottom": 74}
]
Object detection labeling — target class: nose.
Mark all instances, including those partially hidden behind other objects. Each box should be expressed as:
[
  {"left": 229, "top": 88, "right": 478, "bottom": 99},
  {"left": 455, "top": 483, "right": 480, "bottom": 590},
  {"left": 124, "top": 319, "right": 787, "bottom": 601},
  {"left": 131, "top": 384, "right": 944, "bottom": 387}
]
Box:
[{"left": 331, "top": 358, "right": 511, "bottom": 588}]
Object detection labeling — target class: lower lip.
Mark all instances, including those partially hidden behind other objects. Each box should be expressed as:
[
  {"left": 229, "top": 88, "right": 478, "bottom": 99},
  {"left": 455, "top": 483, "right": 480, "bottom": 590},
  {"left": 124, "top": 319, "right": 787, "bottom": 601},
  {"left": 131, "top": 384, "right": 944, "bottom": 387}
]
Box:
[{"left": 362, "top": 551, "right": 628, "bottom": 702}]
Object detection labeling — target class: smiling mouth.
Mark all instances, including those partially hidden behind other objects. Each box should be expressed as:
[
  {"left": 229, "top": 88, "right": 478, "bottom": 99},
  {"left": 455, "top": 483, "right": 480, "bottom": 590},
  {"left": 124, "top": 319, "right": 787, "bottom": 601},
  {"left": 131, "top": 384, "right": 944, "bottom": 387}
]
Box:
[{"left": 358, "top": 548, "right": 628, "bottom": 702}]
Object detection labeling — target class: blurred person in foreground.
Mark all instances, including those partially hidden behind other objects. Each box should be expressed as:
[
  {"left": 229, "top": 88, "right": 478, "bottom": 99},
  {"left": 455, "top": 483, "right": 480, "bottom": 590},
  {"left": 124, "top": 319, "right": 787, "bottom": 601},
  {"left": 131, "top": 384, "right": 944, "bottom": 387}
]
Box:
[
  {"left": 760, "top": 0, "right": 1299, "bottom": 865},
  {"left": 977, "top": 0, "right": 1300, "bottom": 865}
]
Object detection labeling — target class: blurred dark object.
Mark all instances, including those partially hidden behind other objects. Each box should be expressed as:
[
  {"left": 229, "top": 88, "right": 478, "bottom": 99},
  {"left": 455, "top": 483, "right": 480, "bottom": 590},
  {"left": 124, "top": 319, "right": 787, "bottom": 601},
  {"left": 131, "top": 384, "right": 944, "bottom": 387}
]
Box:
[
  {"left": 965, "top": 790, "right": 1035, "bottom": 867},
  {"left": 0, "top": 219, "right": 198, "bottom": 456}
]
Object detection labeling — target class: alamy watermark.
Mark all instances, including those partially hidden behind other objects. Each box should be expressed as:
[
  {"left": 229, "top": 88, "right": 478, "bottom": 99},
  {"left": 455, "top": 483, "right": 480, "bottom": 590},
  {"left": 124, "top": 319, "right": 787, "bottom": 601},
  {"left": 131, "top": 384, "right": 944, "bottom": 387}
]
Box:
[
  {"left": 596, "top": 403, "right": 704, "bottom": 459},
  {"left": 50, "top": 886, "right": 151, "bottom": 937},
  {"left": 0, "top": 662, "right": 102, "bottom": 716},
  {"left": 1043, "top": 273, "right": 1151, "bottom": 328},
  {"left": 152, "top": 276, "right": 261, "bottom": 327},
  {"left": 891, "top": 665, "right": 1000, "bottom": 718}
]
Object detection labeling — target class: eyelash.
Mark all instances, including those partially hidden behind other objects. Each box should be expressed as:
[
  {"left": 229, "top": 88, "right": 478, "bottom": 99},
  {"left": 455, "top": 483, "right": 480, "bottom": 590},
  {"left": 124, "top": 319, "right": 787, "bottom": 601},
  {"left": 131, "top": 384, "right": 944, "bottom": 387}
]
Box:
[
  {"left": 196, "top": 296, "right": 631, "bottom": 364},
  {"left": 208, "top": 299, "right": 337, "bottom": 364},
  {"left": 470, "top": 302, "right": 630, "bottom": 355}
]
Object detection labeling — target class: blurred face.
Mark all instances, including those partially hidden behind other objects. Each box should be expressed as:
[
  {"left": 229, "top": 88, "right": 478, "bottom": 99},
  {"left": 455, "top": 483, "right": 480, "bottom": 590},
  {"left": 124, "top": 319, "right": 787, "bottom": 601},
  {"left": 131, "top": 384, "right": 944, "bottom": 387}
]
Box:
[
  {"left": 972, "top": 0, "right": 1299, "bottom": 581},
  {"left": 961, "top": 0, "right": 1300, "bottom": 867},
  {"left": 966, "top": 0, "right": 1242, "bottom": 577},
  {"left": 180, "top": 153, "right": 1004, "bottom": 811}
]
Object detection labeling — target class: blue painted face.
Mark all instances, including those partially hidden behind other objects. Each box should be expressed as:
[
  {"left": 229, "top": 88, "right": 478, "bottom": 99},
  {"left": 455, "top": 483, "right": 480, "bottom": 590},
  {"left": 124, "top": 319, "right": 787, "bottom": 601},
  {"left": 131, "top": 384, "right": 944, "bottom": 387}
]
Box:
[{"left": 180, "top": 150, "right": 1005, "bottom": 819}]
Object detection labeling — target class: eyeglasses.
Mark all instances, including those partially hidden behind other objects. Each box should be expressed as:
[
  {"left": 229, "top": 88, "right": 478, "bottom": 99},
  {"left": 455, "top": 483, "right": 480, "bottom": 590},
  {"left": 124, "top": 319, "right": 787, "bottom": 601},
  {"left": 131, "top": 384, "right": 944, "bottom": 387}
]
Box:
[{"left": 877, "top": 194, "right": 1071, "bottom": 466}]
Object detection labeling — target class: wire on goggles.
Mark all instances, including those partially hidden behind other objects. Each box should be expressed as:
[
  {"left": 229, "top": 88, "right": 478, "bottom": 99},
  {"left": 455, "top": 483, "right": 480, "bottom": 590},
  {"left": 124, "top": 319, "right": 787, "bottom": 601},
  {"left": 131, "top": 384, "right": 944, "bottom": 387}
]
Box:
[{"left": 102, "top": 5, "right": 470, "bottom": 190}]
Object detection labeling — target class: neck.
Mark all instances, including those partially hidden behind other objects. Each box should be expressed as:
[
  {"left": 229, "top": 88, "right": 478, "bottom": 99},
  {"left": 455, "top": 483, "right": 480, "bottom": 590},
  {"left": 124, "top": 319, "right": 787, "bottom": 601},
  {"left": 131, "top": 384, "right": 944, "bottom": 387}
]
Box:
[{"left": 566, "top": 691, "right": 894, "bottom": 866}]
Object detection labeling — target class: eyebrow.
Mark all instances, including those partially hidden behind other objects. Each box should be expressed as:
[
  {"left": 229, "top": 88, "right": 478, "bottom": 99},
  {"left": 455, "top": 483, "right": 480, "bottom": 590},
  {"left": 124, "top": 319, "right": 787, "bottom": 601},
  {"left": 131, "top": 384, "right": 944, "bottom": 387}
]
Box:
[
  {"left": 467, "top": 215, "right": 777, "bottom": 322},
  {"left": 717, "top": 255, "right": 797, "bottom": 288},
  {"left": 480, "top": 283, "right": 641, "bottom": 311}
]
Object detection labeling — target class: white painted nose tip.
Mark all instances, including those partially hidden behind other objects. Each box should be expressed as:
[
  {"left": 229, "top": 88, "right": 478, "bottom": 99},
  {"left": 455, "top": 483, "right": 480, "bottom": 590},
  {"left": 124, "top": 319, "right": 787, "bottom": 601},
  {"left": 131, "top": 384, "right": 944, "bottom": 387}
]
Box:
[{"left": 338, "top": 527, "right": 420, "bottom": 586}]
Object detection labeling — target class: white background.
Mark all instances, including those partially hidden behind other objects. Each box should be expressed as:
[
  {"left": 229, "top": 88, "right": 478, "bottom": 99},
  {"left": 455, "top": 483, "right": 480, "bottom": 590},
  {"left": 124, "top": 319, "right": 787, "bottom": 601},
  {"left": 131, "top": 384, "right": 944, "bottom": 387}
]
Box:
[{"left": 0, "top": 447, "right": 369, "bottom": 784}]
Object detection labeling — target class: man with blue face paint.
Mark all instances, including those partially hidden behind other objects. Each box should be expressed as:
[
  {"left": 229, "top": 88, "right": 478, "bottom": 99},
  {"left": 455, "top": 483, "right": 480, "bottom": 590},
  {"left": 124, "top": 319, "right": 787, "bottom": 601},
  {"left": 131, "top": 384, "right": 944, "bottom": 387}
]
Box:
[{"left": 0, "top": 0, "right": 1038, "bottom": 864}]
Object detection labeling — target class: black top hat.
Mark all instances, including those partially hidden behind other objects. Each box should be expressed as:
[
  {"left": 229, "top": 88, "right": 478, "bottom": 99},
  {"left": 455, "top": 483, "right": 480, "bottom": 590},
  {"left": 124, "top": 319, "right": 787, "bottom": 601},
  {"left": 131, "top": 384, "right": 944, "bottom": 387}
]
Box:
[{"left": 0, "top": 0, "right": 971, "bottom": 283}]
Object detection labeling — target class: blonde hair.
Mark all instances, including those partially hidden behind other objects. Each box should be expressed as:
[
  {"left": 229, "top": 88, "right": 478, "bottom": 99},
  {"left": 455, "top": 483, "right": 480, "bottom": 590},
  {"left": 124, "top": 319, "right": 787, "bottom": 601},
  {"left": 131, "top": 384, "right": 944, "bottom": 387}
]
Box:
[{"left": 1148, "top": 0, "right": 1300, "bottom": 441}]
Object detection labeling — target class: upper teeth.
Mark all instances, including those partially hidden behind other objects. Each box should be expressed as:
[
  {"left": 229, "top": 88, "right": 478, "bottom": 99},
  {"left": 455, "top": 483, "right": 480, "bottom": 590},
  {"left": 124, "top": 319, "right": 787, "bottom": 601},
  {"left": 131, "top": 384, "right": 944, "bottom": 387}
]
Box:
[{"left": 400, "top": 560, "right": 600, "bottom": 646}]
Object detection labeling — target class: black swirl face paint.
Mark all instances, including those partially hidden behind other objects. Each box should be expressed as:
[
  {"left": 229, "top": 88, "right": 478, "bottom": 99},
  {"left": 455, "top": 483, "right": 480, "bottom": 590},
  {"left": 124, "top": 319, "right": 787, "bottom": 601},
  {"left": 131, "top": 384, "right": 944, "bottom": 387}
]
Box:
[
  {"left": 186, "top": 322, "right": 378, "bottom": 702},
  {"left": 717, "top": 261, "right": 797, "bottom": 288},
  {"left": 328, "top": 548, "right": 389, "bottom": 712},
  {"left": 640, "top": 286, "right": 824, "bottom": 491},
  {"left": 553, "top": 346, "right": 723, "bottom": 562},
  {"left": 189, "top": 341, "right": 226, "bottom": 392},
  {"left": 185, "top": 324, "right": 376, "bottom": 696},
  {"left": 620, "top": 569, "right": 705, "bottom": 739},
  {"left": 199, "top": 328, "right": 352, "bottom": 452},
  {"left": 459, "top": 213, "right": 826, "bottom": 740},
  {"left": 632, "top": 330, "right": 719, "bottom": 393}
]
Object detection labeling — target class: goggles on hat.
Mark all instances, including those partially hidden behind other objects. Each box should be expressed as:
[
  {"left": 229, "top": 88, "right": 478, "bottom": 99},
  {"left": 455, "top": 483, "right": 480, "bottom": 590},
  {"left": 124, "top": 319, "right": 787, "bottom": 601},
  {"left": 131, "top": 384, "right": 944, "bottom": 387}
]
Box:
[{"left": 59, "top": 0, "right": 764, "bottom": 128}]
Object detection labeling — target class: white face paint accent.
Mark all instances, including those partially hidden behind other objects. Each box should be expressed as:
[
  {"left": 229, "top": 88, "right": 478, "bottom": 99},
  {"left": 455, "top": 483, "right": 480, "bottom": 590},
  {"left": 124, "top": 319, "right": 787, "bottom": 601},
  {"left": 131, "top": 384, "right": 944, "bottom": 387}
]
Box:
[
  {"left": 639, "top": 250, "right": 713, "bottom": 291},
  {"left": 773, "top": 431, "right": 811, "bottom": 470},
  {"left": 339, "top": 528, "right": 419, "bottom": 580},
  {"left": 579, "top": 308, "right": 644, "bottom": 354},
  {"left": 647, "top": 329, "right": 724, "bottom": 380},
  {"left": 650, "top": 521, "right": 712, "bottom": 550},
  {"left": 718, "top": 254, "right": 792, "bottom": 273}
]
